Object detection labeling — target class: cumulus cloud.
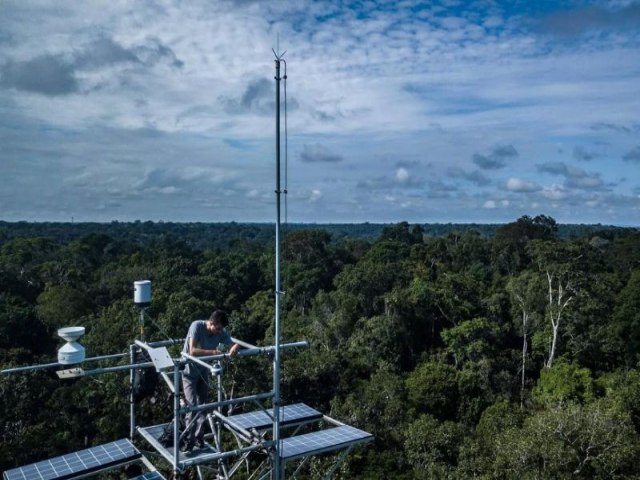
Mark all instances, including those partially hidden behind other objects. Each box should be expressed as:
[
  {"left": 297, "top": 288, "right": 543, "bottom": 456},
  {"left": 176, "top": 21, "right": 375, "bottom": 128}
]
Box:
[
  {"left": 573, "top": 145, "right": 597, "bottom": 162},
  {"left": 472, "top": 144, "right": 518, "bottom": 170},
  {"left": 537, "top": 161, "right": 603, "bottom": 190},
  {"left": 623, "top": 146, "right": 640, "bottom": 163},
  {"left": 299, "top": 143, "right": 343, "bottom": 163},
  {"left": 220, "top": 78, "right": 274, "bottom": 115},
  {"left": 395, "top": 167, "right": 410, "bottom": 183},
  {"left": 0, "top": 55, "right": 78, "bottom": 95},
  {"left": 0, "top": 34, "right": 184, "bottom": 97},
  {"left": 1, "top": 0, "right": 639, "bottom": 223},
  {"left": 447, "top": 167, "right": 491, "bottom": 186},
  {"left": 73, "top": 37, "right": 141, "bottom": 70},
  {"left": 543, "top": 184, "right": 569, "bottom": 201},
  {"left": 506, "top": 177, "right": 540, "bottom": 192},
  {"left": 309, "top": 189, "right": 322, "bottom": 202},
  {"left": 135, "top": 166, "right": 237, "bottom": 196}
]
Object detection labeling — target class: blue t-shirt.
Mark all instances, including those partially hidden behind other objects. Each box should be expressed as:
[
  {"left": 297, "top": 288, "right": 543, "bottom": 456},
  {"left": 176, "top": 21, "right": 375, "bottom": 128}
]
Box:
[{"left": 182, "top": 320, "right": 232, "bottom": 378}]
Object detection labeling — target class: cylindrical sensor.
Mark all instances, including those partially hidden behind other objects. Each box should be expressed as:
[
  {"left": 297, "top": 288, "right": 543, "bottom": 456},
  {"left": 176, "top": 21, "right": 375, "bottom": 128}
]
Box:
[{"left": 134, "top": 280, "right": 152, "bottom": 306}]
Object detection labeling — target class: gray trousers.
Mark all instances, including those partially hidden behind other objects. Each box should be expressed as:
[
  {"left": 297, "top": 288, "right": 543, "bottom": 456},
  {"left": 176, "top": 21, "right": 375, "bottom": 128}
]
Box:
[{"left": 182, "top": 373, "right": 209, "bottom": 444}]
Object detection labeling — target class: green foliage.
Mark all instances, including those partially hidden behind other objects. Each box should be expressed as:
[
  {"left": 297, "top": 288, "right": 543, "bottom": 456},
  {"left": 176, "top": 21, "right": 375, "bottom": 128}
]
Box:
[
  {"left": 533, "top": 361, "right": 594, "bottom": 405},
  {"left": 611, "top": 270, "right": 640, "bottom": 366},
  {"left": 406, "top": 359, "right": 458, "bottom": 420},
  {"left": 597, "top": 369, "right": 640, "bottom": 432},
  {"left": 36, "top": 284, "right": 91, "bottom": 329},
  {"left": 492, "top": 400, "right": 640, "bottom": 479},
  {"left": 1, "top": 219, "right": 640, "bottom": 478},
  {"left": 332, "top": 366, "right": 408, "bottom": 444},
  {"left": 404, "top": 414, "right": 466, "bottom": 478},
  {"left": 441, "top": 317, "right": 500, "bottom": 367}
]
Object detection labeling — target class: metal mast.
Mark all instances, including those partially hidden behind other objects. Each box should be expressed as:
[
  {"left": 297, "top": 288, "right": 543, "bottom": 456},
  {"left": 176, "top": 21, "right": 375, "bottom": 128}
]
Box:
[{"left": 272, "top": 50, "right": 285, "bottom": 480}]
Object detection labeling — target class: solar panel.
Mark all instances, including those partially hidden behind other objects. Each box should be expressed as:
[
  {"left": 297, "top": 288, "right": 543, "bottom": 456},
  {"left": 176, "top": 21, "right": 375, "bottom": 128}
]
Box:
[
  {"left": 129, "top": 471, "right": 165, "bottom": 480},
  {"left": 225, "top": 403, "right": 322, "bottom": 431},
  {"left": 279, "top": 425, "right": 373, "bottom": 460},
  {"left": 3, "top": 439, "right": 141, "bottom": 480}
]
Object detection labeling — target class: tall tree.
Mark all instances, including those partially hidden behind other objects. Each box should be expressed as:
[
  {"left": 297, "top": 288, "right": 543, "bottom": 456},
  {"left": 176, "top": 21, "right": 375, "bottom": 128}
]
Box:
[
  {"left": 507, "top": 271, "right": 545, "bottom": 405},
  {"left": 528, "top": 240, "right": 579, "bottom": 368}
]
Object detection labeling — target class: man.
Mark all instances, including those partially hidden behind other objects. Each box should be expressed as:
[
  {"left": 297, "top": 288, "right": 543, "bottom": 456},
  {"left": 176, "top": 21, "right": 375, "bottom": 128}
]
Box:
[{"left": 181, "top": 310, "right": 240, "bottom": 451}]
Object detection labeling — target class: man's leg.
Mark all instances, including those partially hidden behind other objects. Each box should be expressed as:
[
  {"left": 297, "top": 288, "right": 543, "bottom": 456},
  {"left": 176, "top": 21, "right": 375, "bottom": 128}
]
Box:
[
  {"left": 181, "top": 374, "right": 198, "bottom": 447},
  {"left": 193, "top": 379, "right": 209, "bottom": 444}
]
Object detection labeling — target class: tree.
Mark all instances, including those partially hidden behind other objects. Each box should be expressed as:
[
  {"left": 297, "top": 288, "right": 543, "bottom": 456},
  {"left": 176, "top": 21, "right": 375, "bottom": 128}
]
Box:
[
  {"left": 533, "top": 360, "right": 594, "bottom": 405},
  {"left": 493, "top": 400, "right": 640, "bottom": 479},
  {"left": 441, "top": 317, "right": 500, "bottom": 368},
  {"left": 507, "top": 271, "right": 545, "bottom": 405},
  {"left": 492, "top": 215, "right": 558, "bottom": 275},
  {"left": 528, "top": 240, "right": 579, "bottom": 368},
  {"left": 404, "top": 414, "right": 466, "bottom": 478},
  {"left": 406, "top": 359, "right": 458, "bottom": 420},
  {"left": 36, "top": 284, "right": 91, "bottom": 330},
  {"left": 611, "top": 270, "right": 640, "bottom": 367}
]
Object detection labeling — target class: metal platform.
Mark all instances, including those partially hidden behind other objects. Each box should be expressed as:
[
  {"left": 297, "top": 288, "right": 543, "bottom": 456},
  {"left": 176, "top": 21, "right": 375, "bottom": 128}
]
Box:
[
  {"left": 3, "top": 439, "right": 141, "bottom": 480},
  {"left": 136, "top": 423, "right": 221, "bottom": 468}
]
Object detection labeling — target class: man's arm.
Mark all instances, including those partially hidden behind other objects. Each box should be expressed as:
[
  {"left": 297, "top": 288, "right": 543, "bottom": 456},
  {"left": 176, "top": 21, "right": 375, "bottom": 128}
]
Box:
[
  {"left": 188, "top": 337, "right": 240, "bottom": 357},
  {"left": 188, "top": 336, "right": 223, "bottom": 356}
]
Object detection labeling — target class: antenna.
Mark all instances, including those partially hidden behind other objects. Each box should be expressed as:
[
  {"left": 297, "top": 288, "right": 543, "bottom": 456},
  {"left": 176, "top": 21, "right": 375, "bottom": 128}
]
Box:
[{"left": 272, "top": 46, "right": 285, "bottom": 480}]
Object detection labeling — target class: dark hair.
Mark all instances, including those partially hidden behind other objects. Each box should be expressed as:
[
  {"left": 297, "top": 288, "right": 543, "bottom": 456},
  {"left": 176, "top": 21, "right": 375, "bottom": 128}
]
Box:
[{"left": 209, "top": 309, "right": 229, "bottom": 327}]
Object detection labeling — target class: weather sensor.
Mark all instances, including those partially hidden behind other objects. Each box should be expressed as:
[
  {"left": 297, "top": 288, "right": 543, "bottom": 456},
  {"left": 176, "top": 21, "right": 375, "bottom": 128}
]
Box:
[
  {"left": 57, "top": 326, "right": 86, "bottom": 364},
  {"left": 134, "top": 280, "right": 151, "bottom": 307}
]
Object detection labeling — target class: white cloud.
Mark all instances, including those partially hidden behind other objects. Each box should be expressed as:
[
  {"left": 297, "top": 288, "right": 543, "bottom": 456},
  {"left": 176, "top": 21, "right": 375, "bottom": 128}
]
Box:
[
  {"left": 506, "top": 178, "right": 540, "bottom": 192},
  {"left": 396, "top": 167, "right": 410, "bottom": 183},
  {"left": 309, "top": 189, "right": 322, "bottom": 202},
  {"left": 543, "top": 184, "right": 569, "bottom": 201},
  {"left": 1, "top": 0, "right": 639, "bottom": 224}
]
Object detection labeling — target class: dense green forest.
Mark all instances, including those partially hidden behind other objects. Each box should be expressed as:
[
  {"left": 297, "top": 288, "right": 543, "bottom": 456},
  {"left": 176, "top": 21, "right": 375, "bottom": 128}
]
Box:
[
  {"left": 1, "top": 216, "right": 640, "bottom": 479},
  {"left": 0, "top": 220, "right": 619, "bottom": 250}
]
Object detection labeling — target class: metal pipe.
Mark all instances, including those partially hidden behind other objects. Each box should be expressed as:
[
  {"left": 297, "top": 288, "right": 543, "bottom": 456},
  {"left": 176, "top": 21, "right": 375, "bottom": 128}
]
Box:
[
  {"left": 85, "top": 361, "right": 157, "bottom": 375},
  {"left": 134, "top": 339, "right": 182, "bottom": 352},
  {"left": 182, "top": 391, "right": 274, "bottom": 415},
  {"left": 2, "top": 340, "right": 307, "bottom": 376},
  {"left": 194, "top": 341, "right": 308, "bottom": 362},
  {"left": 146, "top": 338, "right": 183, "bottom": 347},
  {"left": 1, "top": 352, "right": 129, "bottom": 374},
  {"left": 173, "top": 363, "right": 181, "bottom": 474},
  {"left": 129, "top": 344, "right": 135, "bottom": 439},
  {"left": 230, "top": 337, "right": 258, "bottom": 349},
  {"left": 213, "top": 410, "right": 256, "bottom": 442}
]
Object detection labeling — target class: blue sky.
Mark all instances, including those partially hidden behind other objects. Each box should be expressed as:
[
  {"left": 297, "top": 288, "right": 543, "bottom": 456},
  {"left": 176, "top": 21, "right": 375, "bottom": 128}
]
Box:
[{"left": 1, "top": 0, "right": 639, "bottom": 225}]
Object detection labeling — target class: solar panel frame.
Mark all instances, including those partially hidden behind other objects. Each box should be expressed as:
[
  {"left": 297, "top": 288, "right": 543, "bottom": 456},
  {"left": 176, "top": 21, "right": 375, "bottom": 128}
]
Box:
[
  {"left": 279, "top": 425, "right": 373, "bottom": 461},
  {"left": 3, "top": 439, "right": 141, "bottom": 480},
  {"left": 225, "top": 403, "right": 322, "bottom": 431}
]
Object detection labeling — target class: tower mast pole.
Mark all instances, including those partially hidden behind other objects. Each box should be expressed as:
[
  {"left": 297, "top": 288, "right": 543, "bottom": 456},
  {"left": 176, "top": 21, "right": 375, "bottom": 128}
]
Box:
[{"left": 272, "top": 51, "right": 284, "bottom": 480}]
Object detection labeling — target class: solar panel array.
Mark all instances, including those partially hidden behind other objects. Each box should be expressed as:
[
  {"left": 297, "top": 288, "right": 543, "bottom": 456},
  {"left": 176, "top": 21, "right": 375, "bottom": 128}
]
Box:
[
  {"left": 3, "top": 439, "right": 141, "bottom": 480},
  {"left": 226, "top": 403, "right": 322, "bottom": 431},
  {"left": 279, "top": 425, "right": 374, "bottom": 460}
]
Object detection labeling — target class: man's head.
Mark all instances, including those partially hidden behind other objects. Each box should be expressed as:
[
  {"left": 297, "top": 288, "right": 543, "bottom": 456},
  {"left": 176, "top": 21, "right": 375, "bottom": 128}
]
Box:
[{"left": 205, "top": 310, "right": 229, "bottom": 335}]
